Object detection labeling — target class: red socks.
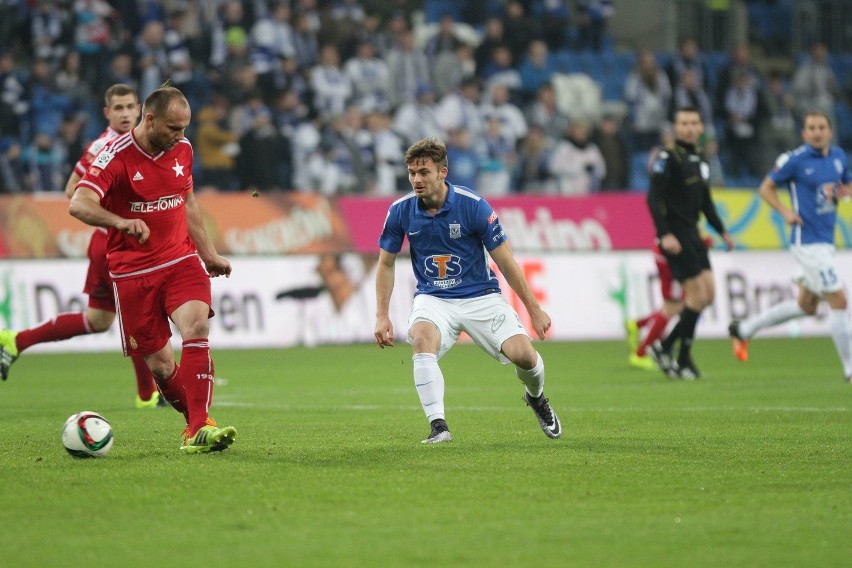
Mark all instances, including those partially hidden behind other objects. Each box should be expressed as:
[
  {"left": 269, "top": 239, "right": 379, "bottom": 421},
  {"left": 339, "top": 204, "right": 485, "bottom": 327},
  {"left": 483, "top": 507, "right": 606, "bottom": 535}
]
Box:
[
  {"left": 131, "top": 355, "right": 157, "bottom": 402},
  {"left": 15, "top": 313, "right": 92, "bottom": 352},
  {"left": 156, "top": 364, "right": 189, "bottom": 422},
  {"left": 178, "top": 338, "right": 215, "bottom": 435},
  {"left": 637, "top": 312, "right": 671, "bottom": 356}
]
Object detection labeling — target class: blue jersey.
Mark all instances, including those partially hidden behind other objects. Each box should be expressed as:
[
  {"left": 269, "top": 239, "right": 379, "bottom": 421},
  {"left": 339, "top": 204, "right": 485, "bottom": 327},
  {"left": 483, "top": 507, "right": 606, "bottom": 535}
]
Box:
[
  {"left": 769, "top": 144, "right": 851, "bottom": 245},
  {"left": 378, "top": 182, "right": 507, "bottom": 299}
]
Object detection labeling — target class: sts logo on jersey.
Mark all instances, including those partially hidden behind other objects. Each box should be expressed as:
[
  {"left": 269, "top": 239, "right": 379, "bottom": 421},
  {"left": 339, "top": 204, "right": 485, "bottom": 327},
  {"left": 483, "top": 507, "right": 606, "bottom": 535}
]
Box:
[{"left": 424, "top": 254, "right": 463, "bottom": 288}]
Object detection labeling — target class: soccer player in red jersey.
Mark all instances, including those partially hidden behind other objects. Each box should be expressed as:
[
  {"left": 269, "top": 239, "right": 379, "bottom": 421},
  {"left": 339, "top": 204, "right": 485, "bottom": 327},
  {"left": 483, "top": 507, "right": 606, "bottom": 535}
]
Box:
[
  {"left": 69, "top": 86, "right": 236, "bottom": 453},
  {"left": 0, "top": 85, "right": 161, "bottom": 409},
  {"left": 626, "top": 243, "right": 683, "bottom": 370}
]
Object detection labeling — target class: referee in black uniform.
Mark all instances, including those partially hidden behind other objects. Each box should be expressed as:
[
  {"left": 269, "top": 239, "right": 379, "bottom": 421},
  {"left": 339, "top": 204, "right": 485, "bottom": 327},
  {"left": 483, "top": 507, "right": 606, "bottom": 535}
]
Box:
[{"left": 646, "top": 106, "right": 735, "bottom": 379}]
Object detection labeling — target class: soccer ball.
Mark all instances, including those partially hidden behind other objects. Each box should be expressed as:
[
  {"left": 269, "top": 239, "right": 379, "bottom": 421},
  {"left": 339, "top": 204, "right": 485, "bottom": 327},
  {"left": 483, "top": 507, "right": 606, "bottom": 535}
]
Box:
[{"left": 61, "top": 411, "right": 114, "bottom": 458}]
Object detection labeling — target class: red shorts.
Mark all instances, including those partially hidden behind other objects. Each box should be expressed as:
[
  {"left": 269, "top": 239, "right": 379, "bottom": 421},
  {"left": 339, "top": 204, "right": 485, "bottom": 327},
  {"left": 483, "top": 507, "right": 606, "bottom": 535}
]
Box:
[
  {"left": 113, "top": 257, "right": 213, "bottom": 356},
  {"left": 83, "top": 229, "right": 115, "bottom": 311}
]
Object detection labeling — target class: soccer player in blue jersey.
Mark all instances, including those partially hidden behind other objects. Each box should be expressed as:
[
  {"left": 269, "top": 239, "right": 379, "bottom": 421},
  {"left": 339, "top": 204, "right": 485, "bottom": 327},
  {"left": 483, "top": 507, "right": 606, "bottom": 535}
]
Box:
[
  {"left": 728, "top": 111, "right": 852, "bottom": 382},
  {"left": 374, "top": 137, "right": 562, "bottom": 443}
]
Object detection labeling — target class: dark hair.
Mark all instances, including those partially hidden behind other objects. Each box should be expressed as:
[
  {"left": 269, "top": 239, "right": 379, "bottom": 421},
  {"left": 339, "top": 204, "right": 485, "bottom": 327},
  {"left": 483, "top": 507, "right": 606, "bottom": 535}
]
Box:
[
  {"left": 404, "top": 137, "right": 448, "bottom": 170},
  {"left": 674, "top": 105, "right": 703, "bottom": 121},
  {"left": 104, "top": 83, "right": 137, "bottom": 106},
  {"left": 142, "top": 86, "right": 188, "bottom": 117}
]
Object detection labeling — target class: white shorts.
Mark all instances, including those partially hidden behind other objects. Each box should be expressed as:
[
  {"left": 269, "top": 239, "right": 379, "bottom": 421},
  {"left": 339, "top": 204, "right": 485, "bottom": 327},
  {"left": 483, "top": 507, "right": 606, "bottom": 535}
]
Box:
[
  {"left": 790, "top": 243, "right": 843, "bottom": 294},
  {"left": 408, "top": 293, "right": 529, "bottom": 363}
]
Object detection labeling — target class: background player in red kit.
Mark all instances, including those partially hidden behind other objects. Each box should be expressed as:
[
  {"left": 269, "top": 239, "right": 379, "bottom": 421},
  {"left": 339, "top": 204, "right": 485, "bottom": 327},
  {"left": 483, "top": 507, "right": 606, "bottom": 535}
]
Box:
[
  {"left": 625, "top": 243, "right": 683, "bottom": 370},
  {"left": 69, "top": 86, "right": 236, "bottom": 454},
  {"left": 0, "top": 84, "right": 161, "bottom": 409}
]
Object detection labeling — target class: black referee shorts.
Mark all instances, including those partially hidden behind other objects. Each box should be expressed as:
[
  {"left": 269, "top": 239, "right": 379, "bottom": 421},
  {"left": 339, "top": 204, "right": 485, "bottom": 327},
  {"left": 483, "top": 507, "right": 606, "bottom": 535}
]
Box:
[{"left": 662, "top": 231, "right": 711, "bottom": 282}]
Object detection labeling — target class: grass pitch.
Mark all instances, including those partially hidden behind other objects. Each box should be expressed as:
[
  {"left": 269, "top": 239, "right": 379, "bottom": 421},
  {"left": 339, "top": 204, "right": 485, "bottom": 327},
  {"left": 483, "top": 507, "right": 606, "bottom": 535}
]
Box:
[{"left": 0, "top": 338, "right": 849, "bottom": 567}]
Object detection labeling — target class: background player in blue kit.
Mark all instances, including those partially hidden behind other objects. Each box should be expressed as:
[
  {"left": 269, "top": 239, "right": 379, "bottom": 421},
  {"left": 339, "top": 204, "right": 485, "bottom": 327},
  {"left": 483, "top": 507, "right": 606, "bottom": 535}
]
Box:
[
  {"left": 729, "top": 111, "right": 852, "bottom": 382},
  {"left": 374, "top": 138, "right": 562, "bottom": 443}
]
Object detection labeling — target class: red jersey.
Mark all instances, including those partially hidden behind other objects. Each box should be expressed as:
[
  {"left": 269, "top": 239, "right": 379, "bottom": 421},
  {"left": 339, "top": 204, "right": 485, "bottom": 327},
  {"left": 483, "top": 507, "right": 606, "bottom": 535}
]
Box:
[
  {"left": 76, "top": 130, "right": 196, "bottom": 277},
  {"left": 74, "top": 126, "right": 121, "bottom": 177}
]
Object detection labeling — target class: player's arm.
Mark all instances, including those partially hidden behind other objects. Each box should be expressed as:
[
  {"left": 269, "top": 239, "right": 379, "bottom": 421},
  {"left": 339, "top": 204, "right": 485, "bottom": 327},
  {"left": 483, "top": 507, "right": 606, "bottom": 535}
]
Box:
[
  {"left": 700, "top": 187, "right": 735, "bottom": 250},
  {"left": 758, "top": 176, "right": 802, "bottom": 225},
  {"left": 64, "top": 171, "right": 81, "bottom": 199},
  {"left": 69, "top": 187, "right": 150, "bottom": 243},
  {"left": 489, "top": 241, "right": 551, "bottom": 340},
  {"left": 646, "top": 151, "right": 681, "bottom": 255},
  {"left": 374, "top": 248, "right": 397, "bottom": 348},
  {"left": 185, "top": 190, "right": 231, "bottom": 278}
]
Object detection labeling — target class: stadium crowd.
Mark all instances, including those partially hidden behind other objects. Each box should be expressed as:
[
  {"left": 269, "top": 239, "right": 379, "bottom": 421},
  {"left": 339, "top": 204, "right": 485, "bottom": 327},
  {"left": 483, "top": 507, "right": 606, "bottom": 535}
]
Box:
[{"left": 0, "top": 0, "right": 846, "bottom": 196}]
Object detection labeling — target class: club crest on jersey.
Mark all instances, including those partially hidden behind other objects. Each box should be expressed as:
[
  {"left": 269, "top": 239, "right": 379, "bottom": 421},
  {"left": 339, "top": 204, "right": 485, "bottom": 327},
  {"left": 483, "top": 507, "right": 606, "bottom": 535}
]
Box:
[
  {"left": 172, "top": 159, "right": 185, "bottom": 177},
  {"left": 449, "top": 223, "right": 461, "bottom": 239},
  {"left": 93, "top": 149, "right": 115, "bottom": 169}
]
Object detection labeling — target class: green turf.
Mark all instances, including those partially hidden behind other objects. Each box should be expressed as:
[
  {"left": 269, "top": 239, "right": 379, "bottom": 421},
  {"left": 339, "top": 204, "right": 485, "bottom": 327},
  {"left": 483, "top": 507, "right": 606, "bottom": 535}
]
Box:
[{"left": 0, "top": 338, "right": 849, "bottom": 567}]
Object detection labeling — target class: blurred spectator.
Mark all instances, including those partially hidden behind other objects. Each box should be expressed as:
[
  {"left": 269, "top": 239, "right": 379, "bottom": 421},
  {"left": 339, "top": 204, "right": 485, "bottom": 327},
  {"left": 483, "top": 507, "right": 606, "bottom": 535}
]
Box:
[
  {"left": 481, "top": 45, "right": 522, "bottom": 103},
  {"left": 385, "top": 29, "right": 430, "bottom": 107},
  {"left": 516, "top": 124, "right": 555, "bottom": 193},
  {"left": 134, "top": 20, "right": 168, "bottom": 98},
  {"left": 0, "top": 1, "right": 26, "bottom": 51},
  {"left": 624, "top": 49, "right": 672, "bottom": 151},
  {"left": 547, "top": 119, "right": 606, "bottom": 195},
  {"left": 392, "top": 83, "right": 443, "bottom": 148},
  {"left": 432, "top": 42, "right": 475, "bottom": 100},
  {"left": 28, "top": 57, "right": 73, "bottom": 140},
  {"left": 23, "top": 131, "right": 67, "bottom": 192},
  {"left": 344, "top": 39, "right": 391, "bottom": 113},
  {"left": 480, "top": 83, "right": 528, "bottom": 150},
  {"left": 535, "top": 0, "right": 571, "bottom": 51},
  {"left": 723, "top": 70, "right": 764, "bottom": 179},
  {"left": 575, "top": 0, "right": 614, "bottom": 52},
  {"left": 96, "top": 52, "right": 136, "bottom": 102},
  {"left": 272, "top": 87, "right": 310, "bottom": 139},
  {"left": 665, "top": 37, "right": 708, "bottom": 94},
  {"left": 72, "top": 0, "right": 115, "bottom": 89},
  {"left": 326, "top": 0, "right": 366, "bottom": 57},
  {"left": 445, "top": 127, "right": 481, "bottom": 190},
  {"left": 373, "top": 9, "right": 410, "bottom": 57},
  {"left": 473, "top": 17, "right": 505, "bottom": 78},
  {"left": 436, "top": 77, "right": 485, "bottom": 153},
  {"left": 236, "top": 107, "right": 291, "bottom": 191},
  {"left": 518, "top": 39, "right": 557, "bottom": 104},
  {"left": 292, "top": 9, "right": 320, "bottom": 71},
  {"left": 525, "top": 82, "right": 569, "bottom": 140},
  {"left": 478, "top": 114, "right": 515, "bottom": 195},
  {"left": 364, "top": 110, "right": 405, "bottom": 195},
  {"left": 31, "top": 0, "right": 72, "bottom": 64},
  {"left": 196, "top": 95, "right": 239, "bottom": 191},
  {"left": 715, "top": 43, "right": 763, "bottom": 113},
  {"left": 0, "top": 98, "right": 23, "bottom": 193},
  {"left": 423, "top": 13, "right": 465, "bottom": 63},
  {"left": 55, "top": 51, "right": 92, "bottom": 113},
  {"left": 592, "top": 114, "right": 630, "bottom": 191},
  {"left": 249, "top": 0, "right": 296, "bottom": 98},
  {"left": 762, "top": 69, "right": 797, "bottom": 171},
  {"left": 500, "top": 1, "right": 537, "bottom": 64},
  {"left": 230, "top": 89, "right": 271, "bottom": 138},
  {"left": 58, "top": 111, "right": 84, "bottom": 178},
  {"left": 163, "top": 6, "right": 205, "bottom": 107},
  {"left": 0, "top": 50, "right": 27, "bottom": 141},
  {"left": 309, "top": 44, "right": 352, "bottom": 120},
  {"left": 671, "top": 67, "right": 714, "bottom": 135},
  {"left": 791, "top": 42, "right": 839, "bottom": 125},
  {"left": 207, "top": 0, "right": 250, "bottom": 78}
]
